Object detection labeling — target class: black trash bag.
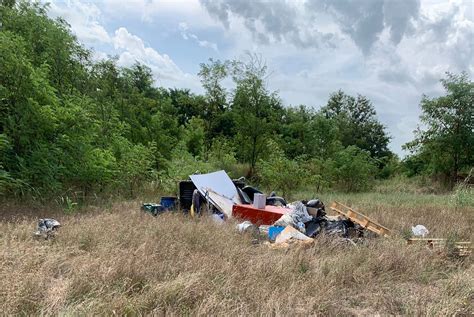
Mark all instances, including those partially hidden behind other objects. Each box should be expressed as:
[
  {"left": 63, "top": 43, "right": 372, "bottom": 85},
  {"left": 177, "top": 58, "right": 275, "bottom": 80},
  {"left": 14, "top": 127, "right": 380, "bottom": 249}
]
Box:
[
  {"left": 266, "top": 196, "right": 287, "bottom": 206},
  {"left": 305, "top": 199, "right": 326, "bottom": 217},
  {"left": 241, "top": 185, "right": 263, "bottom": 201},
  {"left": 323, "top": 220, "right": 349, "bottom": 237},
  {"left": 304, "top": 218, "right": 325, "bottom": 237}
]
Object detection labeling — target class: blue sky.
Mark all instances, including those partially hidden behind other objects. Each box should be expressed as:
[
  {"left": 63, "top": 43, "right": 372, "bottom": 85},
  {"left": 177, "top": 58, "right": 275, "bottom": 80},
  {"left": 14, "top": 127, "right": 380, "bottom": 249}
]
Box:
[{"left": 46, "top": 0, "right": 473, "bottom": 156}]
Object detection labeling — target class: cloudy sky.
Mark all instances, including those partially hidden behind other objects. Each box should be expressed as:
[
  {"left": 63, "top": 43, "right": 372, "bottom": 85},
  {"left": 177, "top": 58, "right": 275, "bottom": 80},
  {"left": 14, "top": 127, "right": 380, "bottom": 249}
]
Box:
[{"left": 46, "top": 0, "right": 473, "bottom": 156}]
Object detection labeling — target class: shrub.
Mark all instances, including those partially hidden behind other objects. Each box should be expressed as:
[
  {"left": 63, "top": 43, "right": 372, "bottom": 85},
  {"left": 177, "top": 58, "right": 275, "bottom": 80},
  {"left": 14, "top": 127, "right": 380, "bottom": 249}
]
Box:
[
  {"left": 208, "top": 137, "right": 238, "bottom": 176},
  {"left": 159, "top": 142, "right": 213, "bottom": 194},
  {"left": 257, "top": 140, "right": 306, "bottom": 197},
  {"left": 331, "top": 146, "right": 377, "bottom": 192}
]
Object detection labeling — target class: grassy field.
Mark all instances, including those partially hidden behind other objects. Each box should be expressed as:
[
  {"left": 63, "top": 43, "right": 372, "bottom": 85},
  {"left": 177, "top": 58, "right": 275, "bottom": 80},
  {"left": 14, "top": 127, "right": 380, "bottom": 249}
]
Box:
[{"left": 0, "top": 191, "right": 472, "bottom": 315}]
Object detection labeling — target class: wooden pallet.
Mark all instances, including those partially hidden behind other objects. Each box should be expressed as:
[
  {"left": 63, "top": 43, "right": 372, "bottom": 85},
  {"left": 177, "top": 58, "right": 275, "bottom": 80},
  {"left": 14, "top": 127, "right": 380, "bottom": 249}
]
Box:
[
  {"left": 330, "top": 201, "right": 392, "bottom": 237},
  {"left": 407, "top": 238, "right": 472, "bottom": 257}
]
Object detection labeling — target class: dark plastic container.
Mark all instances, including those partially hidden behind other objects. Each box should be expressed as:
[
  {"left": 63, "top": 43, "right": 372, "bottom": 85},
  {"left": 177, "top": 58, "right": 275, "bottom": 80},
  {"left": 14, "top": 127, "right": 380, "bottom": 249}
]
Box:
[{"left": 160, "top": 196, "right": 177, "bottom": 210}]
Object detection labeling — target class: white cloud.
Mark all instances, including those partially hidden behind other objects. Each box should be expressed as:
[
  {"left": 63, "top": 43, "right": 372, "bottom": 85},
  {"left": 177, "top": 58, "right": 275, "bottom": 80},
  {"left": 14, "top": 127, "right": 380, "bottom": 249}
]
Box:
[
  {"left": 112, "top": 27, "right": 201, "bottom": 90},
  {"left": 113, "top": 27, "right": 182, "bottom": 80},
  {"left": 102, "top": 0, "right": 217, "bottom": 28},
  {"left": 48, "top": 0, "right": 111, "bottom": 44},
  {"left": 46, "top": 1, "right": 200, "bottom": 90},
  {"left": 179, "top": 22, "right": 219, "bottom": 52}
]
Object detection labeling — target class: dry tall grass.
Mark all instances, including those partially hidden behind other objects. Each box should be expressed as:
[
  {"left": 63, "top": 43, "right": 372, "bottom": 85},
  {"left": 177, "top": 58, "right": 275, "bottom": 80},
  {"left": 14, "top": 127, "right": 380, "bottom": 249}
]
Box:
[{"left": 0, "top": 192, "right": 472, "bottom": 315}]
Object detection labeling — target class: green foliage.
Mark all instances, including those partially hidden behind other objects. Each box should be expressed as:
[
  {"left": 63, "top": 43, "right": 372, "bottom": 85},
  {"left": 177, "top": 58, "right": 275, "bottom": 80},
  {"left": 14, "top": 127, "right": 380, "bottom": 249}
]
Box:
[
  {"left": 159, "top": 142, "right": 213, "bottom": 194},
  {"left": 300, "top": 158, "right": 334, "bottom": 193},
  {"left": 183, "top": 117, "right": 206, "bottom": 158},
  {"left": 230, "top": 54, "right": 283, "bottom": 172},
  {"left": 207, "top": 137, "right": 238, "bottom": 175},
  {"left": 257, "top": 140, "right": 305, "bottom": 197},
  {"left": 331, "top": 146, "right": 377, "bottom": 192},
  {"left": 404, "top": 72, "right": 473, "bottom": 187},
  {"left": 322, "top": 90, "right": 391, "bottom": 161},
  {"left": 57, "top": 196, "right": 78, "bottom": 215},
  {"left": 449, "top": 169, "right": 474, "bottom": 208},
  {"left": 2, "top": 1, "right": 465, "bottom": 200}
]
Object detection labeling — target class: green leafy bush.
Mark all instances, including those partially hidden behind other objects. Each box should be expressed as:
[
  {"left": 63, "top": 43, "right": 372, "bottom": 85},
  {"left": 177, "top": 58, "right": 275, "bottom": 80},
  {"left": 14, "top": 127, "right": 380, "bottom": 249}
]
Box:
[
  {"left": 257, "top": 140, "right": 305, "bottom": 197},
  {"left": 331, "top": 146, "right": 377, "bottom": 192}
]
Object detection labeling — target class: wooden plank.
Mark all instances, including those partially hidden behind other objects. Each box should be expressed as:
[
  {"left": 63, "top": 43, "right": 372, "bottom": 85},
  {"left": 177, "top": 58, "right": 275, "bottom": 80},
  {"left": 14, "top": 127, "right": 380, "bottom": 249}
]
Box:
[
  {"left": 330, "top": 201, "right": 392, "bottom": 237},
  {"left": 406, "top": 238, "right": 472, "bottom": 256}
]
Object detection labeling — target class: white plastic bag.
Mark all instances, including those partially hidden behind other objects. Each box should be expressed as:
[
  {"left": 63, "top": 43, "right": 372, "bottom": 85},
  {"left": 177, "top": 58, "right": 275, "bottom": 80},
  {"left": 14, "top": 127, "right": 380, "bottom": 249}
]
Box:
[{"left": 411, "top": 225, "right": 429, "bottom": 237}]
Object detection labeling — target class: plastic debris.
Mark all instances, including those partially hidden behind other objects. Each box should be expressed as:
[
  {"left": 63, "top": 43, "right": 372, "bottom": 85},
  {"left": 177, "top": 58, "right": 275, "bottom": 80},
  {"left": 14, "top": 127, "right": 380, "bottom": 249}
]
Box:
[
  {"left": 258, "top": 225, "right": 270, "bottom": 235},
  {"left": 274, "top": 201, "right": 312, "bottom": 232},
  {"left": 142, "top": 203, "right": 164, "bottom": 216},
  {"left": 191, "top": 189, "right": 201, "bottom": 217},
  {"left": 237, "top": 221, "right": 254, "bottom": 232},
  {"left": 304, "top": 219, "right": 323, "bottom": 237},
  {"left": 34, "top": 218, "right": 60, "bottom": 239},
  {"left": 411, "top": 225, "right": 429, "bottom": 237},
  {"left": 273, "top": 226, "right": 314, "bottom": 248},
  {"left": 324, "top": 220, "right": 349, "bottom": 237},
  {"left": 268, "top": 226, "right": 285, "bottom": 240},
  {"left": 253, "top": 193, "right": 266, "bottom": 209},
  {"left": 212, "top": 213, "right": 225, "bottom": 224},
  {"left": 160, "top": 196, "right": 177, "bottom": 210},
  {"left": 305, "top": 199, "right": 326, "bottom": 217}
]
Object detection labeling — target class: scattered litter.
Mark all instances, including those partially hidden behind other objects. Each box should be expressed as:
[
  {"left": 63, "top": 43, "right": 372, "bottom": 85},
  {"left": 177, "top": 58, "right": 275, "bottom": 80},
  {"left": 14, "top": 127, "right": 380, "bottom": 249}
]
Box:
[
  {"left": 237, "top": 221, "right": 254, "bottom": 233},
  {"left": 306, "top": 199, "right": 326, "bottom": 217},
  {"left": 324, "top": 220, "right": 349, "bottom": 237},
  {"left": 233, "top": 204, "right": 291, "bottom": 225},
  {"left": 275, "top": 226, "right": 314, "bottom": 244},
  {"left": 142, "top": 203, "right": 165, "bottom": 216},
  {"left": 253, "top": 193, "right": 266, "bottom": 209},
  {"left": 190, "top": 189, "right": 201, "bottom": 217},
  {"left": 34, "top": 218, "right": 60, "bottom": 239},
  {"left": 205, "top": 189, "right": 235, "bottom": 218},
  {"left": 212, "top": 213, "right": 225, "bottom": 224},
  {"left": 258, "top": 225, "right": 270, "bottom": 235},
  {"left": 274, "top": 201, "right": 312, "bottom": 232},
  {"left": 190, "top": 170, "right": 242, "bottom": 205},
  {"left": 268, "top": 226, "right": 285, "bottom": 240},
  {"left": 151, "top": 170, "right": 469, "bottom": 256},
  {"left": 411, "top": 225, "right": 429, "bottom": 237},
  {"left": 160, "top": 196, "right": 177, "bottom": 210},
  {"left": 304, "top": 218, "right": 323, "bottom": 238},
  {"left": 407, "top": 238, "right": 472, "bottom": 257}
]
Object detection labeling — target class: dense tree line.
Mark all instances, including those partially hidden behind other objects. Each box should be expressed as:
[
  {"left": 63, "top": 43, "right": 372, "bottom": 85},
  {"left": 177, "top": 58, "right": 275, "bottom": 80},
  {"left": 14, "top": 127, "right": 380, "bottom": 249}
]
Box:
[
  {"left": 0, "top": 2, "right": 471, "bottom": 200},
  {"left": 403, "top": 73, "right": 473, "bottom": 187}
]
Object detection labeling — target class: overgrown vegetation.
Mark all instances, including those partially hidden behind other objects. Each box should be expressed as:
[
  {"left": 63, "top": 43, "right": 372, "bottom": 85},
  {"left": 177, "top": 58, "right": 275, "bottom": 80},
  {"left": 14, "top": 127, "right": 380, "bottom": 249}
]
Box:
[
  {"left": 0, "top": 191, "right": 471, "bottom": 315},
  {"left": 0, "top": 1, "right": 472, "bottom": 203}
]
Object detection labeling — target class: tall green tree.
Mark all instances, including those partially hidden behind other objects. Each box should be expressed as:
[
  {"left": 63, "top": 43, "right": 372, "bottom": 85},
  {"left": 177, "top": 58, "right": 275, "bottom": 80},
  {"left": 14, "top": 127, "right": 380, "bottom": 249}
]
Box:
[
  {"left": 198, "top": 58, "right": 233, "bottom": 141},
  {"left": 322, "top": 90, "right": 392, "bottom": 161},
  {"left": 230, "top": 54, "right": 282, "bottom": 174},
  {"left": 404, "top": 72, "right": 473, "bottom": 186}
]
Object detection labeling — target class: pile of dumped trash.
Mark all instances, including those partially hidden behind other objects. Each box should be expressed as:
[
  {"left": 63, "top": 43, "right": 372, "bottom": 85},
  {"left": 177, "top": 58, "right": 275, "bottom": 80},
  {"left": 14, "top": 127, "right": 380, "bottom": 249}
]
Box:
[
  {"left": 191, "top": 171, "right": 391, "bottom": 246},
  {"left": 32, "top": 171, "right": 468, "bottom": 256},
  {"left": 139, "top": 170, "right": 471, "bottom": 255},
  {"left": 142, "top": 171, "right": 390, "bottom": 246},
  {"left": 236, "top": 199, "right": 366, "bottom": 247}
]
